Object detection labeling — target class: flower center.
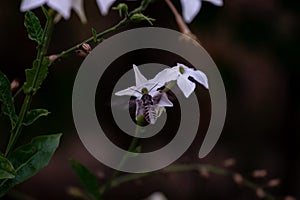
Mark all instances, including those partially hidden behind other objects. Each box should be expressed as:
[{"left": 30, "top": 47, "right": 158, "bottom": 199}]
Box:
[
  {"left": 179, "top": 66, "right": 185, "bottom": 74},
  {"left": 141, "top": 87, "right": 148, "bottom": 94}
]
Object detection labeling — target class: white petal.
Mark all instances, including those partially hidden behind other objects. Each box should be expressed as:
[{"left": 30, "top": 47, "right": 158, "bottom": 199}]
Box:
[
  {"left": 133, "top": 64, "right": 148, "bottom": 86},
  {"left": 177, "top": 75, "right": 196, "bottom": 98},
  {"left": 115, "top": 86, "right": 140, "bottom": 98},
  {"left": 180, "top": 0, "right": 201, "bottom": 23},
  {"left": 146, "top": 192, "right": 167, "bottom": 200},
  {"left": 187, "top": 68, "right": 209, "bottom": 89},
  {"left": 20, "top": 0, "right": 46, "bottom": 11},
  {"left": 157, "top": 92, "right": 173, "bottom": 107},
  {"left": 155, "top": 106, "right": 166, "bottom": 118},
  {"left": 96, "top": 0, "right": 116, "bottom": 15},
  {"left": 151, "top": 68, "right": 179, "bottom": 85},
  {"left": 203, "top": 0, "right": 223, "bottom": 6},
  {"left": 72, "top": 0, "right": 87, "bottom": 23},
  {"left": 48, "top": 0, "right": 72, "bottom": 19}
]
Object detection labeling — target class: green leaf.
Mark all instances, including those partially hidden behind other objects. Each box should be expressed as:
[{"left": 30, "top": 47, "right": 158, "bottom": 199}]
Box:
[
  {"left": 130, "top": 13, "right": 155, "bottom": 25},
  {"left": 92, "top": 28, "right": 98, "bottom": 43},
  {"left": 0, "top": 71, "right": 18, "bottom": 128},
  {"left": 24, "top": 11, "right": 44, "bottom": 44},
  {"left": 70, "top": 160, "right": 101, "bottom": 200},
  {"left": 23, "top": 109, "right": 50, "bottom": 126},
  {"left": 0, "top": 134, "right": 62, "bottom": 197},
  {"left": 23, "top": 57, "right": 50, "bottom": 95},
  {"left": 112, "top": 3, "right": 128, "bottom": 17},
  {"left": 0, "top": 156, "right": 16, "bottom": 180}
]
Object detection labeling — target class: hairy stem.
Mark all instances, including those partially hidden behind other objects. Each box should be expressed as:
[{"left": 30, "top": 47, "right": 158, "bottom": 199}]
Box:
[
  {"left": 110, "top": 164, "right": 276, "bottom": 200},
  {"left": 4, "top": 10, "right": 55, "bottom": 156},
  {"left": 51, "top": 0, "right": 152, "bottom": 65}
]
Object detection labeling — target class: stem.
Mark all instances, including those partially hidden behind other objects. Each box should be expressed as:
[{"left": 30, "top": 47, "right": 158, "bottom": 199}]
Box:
[
  {"left": 4, "top": 10, "right": 55, "bottom": 157},
  {"left": 51, "top": 0, "right": 152, "bottom": 65},
  {"left": 164, "top": 0, "right": 199, "bottom": 42},
  {"left": 110, "top": 164, "right": 276, "bottom": 200},
  {"left": 100, "top": 122, "right": 142, "bottom": 198}
]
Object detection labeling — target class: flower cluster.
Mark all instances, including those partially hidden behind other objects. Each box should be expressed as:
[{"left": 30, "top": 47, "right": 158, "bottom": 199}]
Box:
[
  {"left": 20, "top": 0, "right": 223, "bottom": 23},
  {"left": 20, "top": 0, "right": 117, "bottom": 23},
  {"left": 115, "top": 63, "right": 208, "bottom": 124}
]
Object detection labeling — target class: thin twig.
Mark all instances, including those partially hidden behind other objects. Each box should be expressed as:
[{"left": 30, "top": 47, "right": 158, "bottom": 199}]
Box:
[
  {"left": 164, "top": 0, "right": 199, "bottom": 42},
  {"left": 50, "top": 0, "right": 152, "bottom": 66}
]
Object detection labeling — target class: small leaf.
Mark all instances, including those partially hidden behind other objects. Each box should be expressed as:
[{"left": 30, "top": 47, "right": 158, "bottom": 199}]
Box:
[
  {"left": 0, "top": 156, "right": 16, "bottom": 179},
  {"left": 130, "top": 13, "right": 155, "bottom": 25},
  {"left": 70, "top": 160, "right": 101, "bottom": 200},
  {"left": 24, "top": 11, "right": 44, "bottom": 44},
  {"left": 0, "top": 134, "right": 62, "bottom": 197},
  {"left": 92, "top": 28, "right": 98, "bottom": 43},
  {"left": 23, "top": 109, "right": 50, "bottom": 126},
  {"left": 0, "top": 71, "right": 18, "bottom": 128},
  {"left": 112, "top": 3, "right": 128, "bottom": 17},
  {"left": 23, "top": 57, "right": 50, "bottom": 95}
]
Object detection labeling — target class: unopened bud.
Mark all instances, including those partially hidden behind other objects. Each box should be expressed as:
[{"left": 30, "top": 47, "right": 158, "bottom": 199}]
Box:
[
  {"left": 252, "top": 169, "right": 267, "bottom": 178},
  {"left": 256, "top": 188, "right": 265, "bottom": 199},
  {"left": 267, "top": 179, "right": 280, "bottom": 187},
  {"left": 48, "top": 54, "right": 59, "bottom": 62},
  {"left": 76, "top": 43, "right": 92, "bottom": 57},
  {"left": 199, "top": 167, "right": 210, "bottom": 178},
  {"left": 233, "top": 173, "right": 243, "bottom": 185},
  {"left": 284, "top": 196, "right": 296, "bottom": 200},
  {"left": 223, "top": 158, "right": 236, "bottom": 168},
  {"left": 81, "top": 43, "right": 92, "bottom": 53},
  {"left": 10, "top": 79, "right": 19, "bottom": 92}
]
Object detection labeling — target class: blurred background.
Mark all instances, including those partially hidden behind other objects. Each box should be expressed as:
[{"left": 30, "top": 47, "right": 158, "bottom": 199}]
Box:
[{"left": 0, "top": 0, "right": 299, "bottom": 199}]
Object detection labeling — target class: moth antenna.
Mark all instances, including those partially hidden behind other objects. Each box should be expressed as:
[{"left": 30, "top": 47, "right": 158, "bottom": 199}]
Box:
[
  {"left": 130, "top": 87, "right": 142, "bottom": 94},
  {"left": 149, "top": 83, "right": 158, "bottom": 93}
]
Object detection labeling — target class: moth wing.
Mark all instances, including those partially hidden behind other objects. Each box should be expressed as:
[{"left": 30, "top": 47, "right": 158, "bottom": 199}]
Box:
[{"left": 135, "top": 99, "right": 144, "bottom": 120}]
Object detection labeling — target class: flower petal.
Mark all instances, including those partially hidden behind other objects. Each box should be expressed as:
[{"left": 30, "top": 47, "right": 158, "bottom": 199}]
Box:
[
  {"left": 203, "top": 0, "right": 223, "bottom": 6},
  {"left": 157, "top": 92, "right": 173, "bottom": 107},
  {"left": 177, "top": 75, "right": 196, "bottom": 98},
  {"left": 133, "top": 64, "right": 148, "bottom": 86},
  {"left": 151, "top": 68, "right": 179, "bottom": 85},
  {"left": 115, "top": 86, "right": 140, "bottom": 98},
  {"left": 155, "top": 106, "right": 166, "bottom": 118},
  {"left": 180, "top": 0, "right": 201, "bottom": 23},
  {"left": 48, "top": 0, "right": 72, "bottom": 19},
  {"left": 72, "top": 0, "right": 87, "bottom": 23},
  {"left": 96, "top": 0, "right": 116, "bottom": 15},
  {"left": 20, "top": 0, "right": 46, "bottom": 11},
  {"left": 187, "top": 68, "right": 209, "bottom": 89}
]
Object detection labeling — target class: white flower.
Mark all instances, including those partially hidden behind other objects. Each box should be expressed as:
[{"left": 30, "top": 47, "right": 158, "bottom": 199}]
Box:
[
  {"left": 180, "top": 0, "right": 223, "bottom": 23},
  {"left": 152, "top": 63, "right": 209, "bottom": 98},
  {"left": 20, "top": 0, "right": 87, "bottom": 23},
  {"left": 115, "top": 64, "right": 173, "bottom": 107},
  {"left": 96, "top": 0, "right": 116, "bottom": 15}
]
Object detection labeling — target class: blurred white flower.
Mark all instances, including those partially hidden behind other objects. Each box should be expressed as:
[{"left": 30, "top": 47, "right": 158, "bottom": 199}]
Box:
[
  {"left": 20, "top": 0, "right": 87, "bottom": 23},
  {"left": 145, "top": 192, "right": 168, "bottom": 200},
  {"left": 96, "top": 0, "right": 116, "bottom": 15},
  {"left": 180, "top": 0, "right": 223, "bottom": 23},
  {"left": 151, "top": 63, "right": 209, "bottom": 98}
]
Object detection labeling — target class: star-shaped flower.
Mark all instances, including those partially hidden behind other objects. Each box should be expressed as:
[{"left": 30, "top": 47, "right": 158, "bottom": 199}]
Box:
[
  {"left": 20, "top": 0, "right": 87, "bottom": 23},
  {"left": 151, "top": 63, "right": 209, "bottom": 98},
  {"left": 115, "top": 64, "right": 173, "bottom": 107},
  {"left": 180, "top": 0, "right": 223, "bottom": 23},
  {"left": 115, "top": 64, "right": 173, "bottom": 124}
]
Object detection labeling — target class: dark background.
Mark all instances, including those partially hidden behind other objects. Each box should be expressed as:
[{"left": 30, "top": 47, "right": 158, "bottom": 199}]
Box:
[{"left": 0, "top": 0, "right": 299, "bottom": 199}]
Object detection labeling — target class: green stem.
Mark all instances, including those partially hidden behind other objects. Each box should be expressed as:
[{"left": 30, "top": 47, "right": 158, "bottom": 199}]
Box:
[
  {"left": 110, "top": 164, "right": 276, "bottom": 200},
  {"left": 50, "top": 0, "right": 152, "bottom": 65},
  {"left": 4, "top": 10, "right": 55, "bottom": 157},
  {"left": 100, "top": 121, "right": 142, "bottom": 199}
]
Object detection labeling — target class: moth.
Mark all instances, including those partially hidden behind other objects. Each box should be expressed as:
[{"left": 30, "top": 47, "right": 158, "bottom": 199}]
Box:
[{"left": 129, "top": 85, "right": 175, "bottom": 126}]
